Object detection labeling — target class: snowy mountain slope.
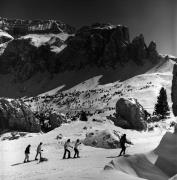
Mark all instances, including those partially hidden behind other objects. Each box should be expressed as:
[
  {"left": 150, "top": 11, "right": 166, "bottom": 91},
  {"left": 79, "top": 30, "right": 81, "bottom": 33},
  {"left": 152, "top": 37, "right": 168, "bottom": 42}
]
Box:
[
  {"left": 24, "top": 58, "right": 175, "bottom": 120},
  {"left": 0, "top": 119, "right": 173, "bottom": 180}
]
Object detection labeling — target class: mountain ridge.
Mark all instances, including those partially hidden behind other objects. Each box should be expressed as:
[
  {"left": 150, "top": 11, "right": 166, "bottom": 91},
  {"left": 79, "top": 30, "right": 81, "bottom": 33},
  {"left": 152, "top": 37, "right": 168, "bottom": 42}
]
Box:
[{"left": 0, "top": 17, "right": 76, "bottom": 36}]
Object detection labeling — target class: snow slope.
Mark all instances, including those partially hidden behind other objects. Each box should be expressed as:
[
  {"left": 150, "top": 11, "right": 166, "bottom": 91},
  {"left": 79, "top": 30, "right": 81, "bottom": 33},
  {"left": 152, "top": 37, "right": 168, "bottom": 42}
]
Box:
[
  {"left": 25, "top": 58, "right": 175, "bottom": 119},
  {"left": 104, "top": 130, "right": 177, "bottom": 180},
  {"left": 0, "top": 120, "right": 169, "bottom": 180}
]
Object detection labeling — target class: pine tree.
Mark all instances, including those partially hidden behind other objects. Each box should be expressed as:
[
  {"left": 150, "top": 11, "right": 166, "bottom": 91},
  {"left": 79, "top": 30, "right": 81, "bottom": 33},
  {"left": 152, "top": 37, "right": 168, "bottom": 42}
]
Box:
[{"left": 154, "top": 87, "right": 170, "bottom": 118}]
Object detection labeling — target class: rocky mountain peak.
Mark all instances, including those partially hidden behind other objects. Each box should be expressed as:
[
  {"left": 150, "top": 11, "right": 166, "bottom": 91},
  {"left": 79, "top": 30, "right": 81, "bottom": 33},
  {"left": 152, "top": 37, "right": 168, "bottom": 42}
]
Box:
[
  {"left": 0, "top": 21, "right": 162, "bottom": 98},
  {"left": 0, "top": 17, "right": 76, "bottom": 37},
  {"left": 77, "top": 23, "right": 130, "bottom": 43}
]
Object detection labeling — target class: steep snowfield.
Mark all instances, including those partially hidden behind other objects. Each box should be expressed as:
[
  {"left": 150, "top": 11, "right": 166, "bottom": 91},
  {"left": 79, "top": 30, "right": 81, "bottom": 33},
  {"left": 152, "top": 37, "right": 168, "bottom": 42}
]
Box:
[
  {"left": 0, "top": 120, "right": 170, "bottom": 180},
  {"left": 24, "top": 58, "right": 175, "bottom": 118}
]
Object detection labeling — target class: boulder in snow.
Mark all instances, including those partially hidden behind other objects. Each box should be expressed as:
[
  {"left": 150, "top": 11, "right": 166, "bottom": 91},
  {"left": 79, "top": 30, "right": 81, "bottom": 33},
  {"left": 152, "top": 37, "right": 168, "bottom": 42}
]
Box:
[
  {"left": 114, "top": 98, "right": 147, "bottom": 131},
  {"left": 83, "top": 129, "right": 121, "bottom": 149}
]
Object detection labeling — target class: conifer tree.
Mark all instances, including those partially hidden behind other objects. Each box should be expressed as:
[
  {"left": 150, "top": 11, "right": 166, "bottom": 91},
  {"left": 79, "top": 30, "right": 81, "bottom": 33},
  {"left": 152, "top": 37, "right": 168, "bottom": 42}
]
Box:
[{"left": 154, "top": 87, "right": 170, "bottom": 118}]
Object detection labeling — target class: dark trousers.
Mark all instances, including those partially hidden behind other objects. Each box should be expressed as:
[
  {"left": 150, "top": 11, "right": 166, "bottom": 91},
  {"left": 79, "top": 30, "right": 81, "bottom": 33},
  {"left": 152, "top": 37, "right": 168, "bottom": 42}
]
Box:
[
  {"left": 63, "top": 149, "right": 71, "bottom": 159},
  {"left": 74, "top": 148, "right": 79, "bottom": 158},
  {"left": 119, "top": 145, "right": 126, "bottom": 156}
]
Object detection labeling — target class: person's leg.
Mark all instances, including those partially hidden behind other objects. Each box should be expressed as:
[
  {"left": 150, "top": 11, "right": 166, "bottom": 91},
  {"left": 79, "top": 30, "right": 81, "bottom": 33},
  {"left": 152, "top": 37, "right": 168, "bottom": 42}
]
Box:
[
  {"left": 67, "top": 149, "right": 71, "bottom": 158},
  {"left": 63, "top": 149, "right": 67, "bottom": 159},
  {"left": 76, "top": 149, "right": 79, "bottom": 158},
  {"left": 73, "top": 148, "right": 76, "bottom": 158},
  {"left": 119, "top": 148, "right": 123, "bottom": 156},
  {"left": 35, "top": 152, "right": 39, "bottom": 160},
  {"left": 24, "top": 153, "right": 27, "bottom": 162},
  {"left": 39, "top": 152, "right": 42, "bottom": 161},
  {"left": 123, "top": 147, "right": 126, "bottom": 155},
  {"left": 27, "top": 154, "right": 30, "bottom": 162}
]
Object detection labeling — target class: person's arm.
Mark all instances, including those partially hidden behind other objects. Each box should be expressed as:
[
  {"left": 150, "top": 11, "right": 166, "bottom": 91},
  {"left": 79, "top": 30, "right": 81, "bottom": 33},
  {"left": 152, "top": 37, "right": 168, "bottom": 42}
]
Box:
[{"left": 126, "top": 139, "right": 133, "bottom": 145}]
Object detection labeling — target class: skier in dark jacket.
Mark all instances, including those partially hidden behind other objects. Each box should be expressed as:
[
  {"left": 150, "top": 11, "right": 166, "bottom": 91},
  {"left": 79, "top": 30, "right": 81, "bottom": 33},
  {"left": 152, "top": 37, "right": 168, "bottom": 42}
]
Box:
[
  {"left": 63, "top": 139, "right": 73, "bottom": 159},
  {"left": 118, "top": 134, "right": 133, "bottom": 156},
  {"left": 24, "top": 144, "right": 31, "bottom": 163},
  {"left": 73, "top": 139, "right": 81, "bottom": 158}
]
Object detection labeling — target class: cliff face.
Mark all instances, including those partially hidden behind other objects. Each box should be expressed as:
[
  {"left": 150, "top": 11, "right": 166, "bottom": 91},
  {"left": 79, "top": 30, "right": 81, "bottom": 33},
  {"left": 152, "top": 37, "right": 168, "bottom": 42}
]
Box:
[
  {"left": 171, "top": 64, "right": 177, "bottom": 116},
  {"left": 0, "top": 17, "right": 75, "bottom": 36},
  {"left": 0, "top": 23, "right": 160, "bottom": 82},
  {"left": 55, "top": 24, "right": 159, "bottom": 70},
  {"left": 0, "top": 98, "right": 40, "bottom": 133},
  {"left": 0, "top": 22, "right": 161, "bottom": 97}
]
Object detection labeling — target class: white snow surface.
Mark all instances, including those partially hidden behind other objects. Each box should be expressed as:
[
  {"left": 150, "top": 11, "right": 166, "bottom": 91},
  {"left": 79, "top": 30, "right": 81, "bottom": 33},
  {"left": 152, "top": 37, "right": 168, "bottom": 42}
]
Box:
[
  {"left": 0, "top": 119, "right": 176, "bottom": 180},
  {"left": 26, "top": 58, "right": 175, "bottom": 117}
]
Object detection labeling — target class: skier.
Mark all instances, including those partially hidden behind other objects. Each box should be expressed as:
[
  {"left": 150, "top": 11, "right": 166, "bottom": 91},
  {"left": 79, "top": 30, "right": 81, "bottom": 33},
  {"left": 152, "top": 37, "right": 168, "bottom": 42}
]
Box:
[
  {"left": 63, "top": 139, "right": 73, "bottom": 159},
  {"left": 24, "top": 144, "right": 31, "bottom": 163},
  {"left": 35, "top": 142, "right": 43, "bottom": 161},
  {"left": 73, "top": 139, "right": 81, "bottom": 158},
  {"left": 118, "top": 134, "right": 133, "bottom": 156}
]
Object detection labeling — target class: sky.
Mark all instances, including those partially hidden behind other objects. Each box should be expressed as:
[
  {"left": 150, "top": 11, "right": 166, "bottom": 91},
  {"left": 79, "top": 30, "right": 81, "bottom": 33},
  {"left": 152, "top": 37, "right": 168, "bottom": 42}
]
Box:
[{"left": 0, "top": 0, "right": 176, "bottom": 56}]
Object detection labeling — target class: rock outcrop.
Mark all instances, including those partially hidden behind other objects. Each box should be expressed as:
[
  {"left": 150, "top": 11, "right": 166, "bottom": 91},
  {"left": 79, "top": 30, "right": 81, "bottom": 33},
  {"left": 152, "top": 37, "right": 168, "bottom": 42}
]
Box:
[
  {"left": 171, "top": 64, "right": 177, "bottom": 116},
  {"left": 0, "top": 17, "right": 75, "bottom": 37},
  {"left": 83, "top": 129, "right": 121, "bottom": 149},
  {"left": 0, "top": 98, "right": 40, "bottom": 133},
  {"left": 57, "top": 23, "right": 159, "bottom": 70},
  {"left": 0, "top": 23, "right": 160, "bottom": 82},
  {"left": 114, "top": 98, "right": 147, "bottom": 131},
  {"left": 49, "top": 113, "right": 66, "bottom": 129},
  {"left": 0, "top": 38, "right": 56, "bottom": 80}
]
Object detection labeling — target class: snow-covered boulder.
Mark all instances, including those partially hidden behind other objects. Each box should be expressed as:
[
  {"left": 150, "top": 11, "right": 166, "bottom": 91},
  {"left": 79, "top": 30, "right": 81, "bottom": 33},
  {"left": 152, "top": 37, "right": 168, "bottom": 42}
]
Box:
[
  {"left": 0, "top": 98, "right": 40, "bottom": 133},
  {"left": 83, "top": 129, "right": 121, "bottom": 149},
  {"left": 114, "top": 98, "right": 147, "bottom": 131}
]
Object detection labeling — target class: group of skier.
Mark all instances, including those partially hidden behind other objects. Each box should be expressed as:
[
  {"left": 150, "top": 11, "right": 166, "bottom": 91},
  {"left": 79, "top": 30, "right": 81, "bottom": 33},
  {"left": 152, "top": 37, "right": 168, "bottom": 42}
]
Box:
[
  {"left": 63, "top": 139, "right": 81, "bottom": 159},
  {"left": 24, "top": 134, "right": 132, "bottom": 163},
  {"left": 61, "top": 134, "right": 132, "bottom": 159},
  {"left": 24, "top": 139, "right": 81, "bottom": 162},
  {"left": 24, "top": 142, "right": 43, "bottom": 163}
]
